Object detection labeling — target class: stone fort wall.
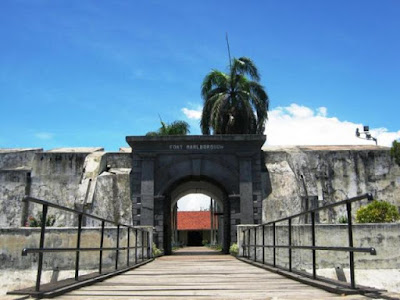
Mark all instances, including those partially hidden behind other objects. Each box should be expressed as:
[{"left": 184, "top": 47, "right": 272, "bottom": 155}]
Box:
[{"left": 0, "top": 145, "right": 399, "bottom": 228}]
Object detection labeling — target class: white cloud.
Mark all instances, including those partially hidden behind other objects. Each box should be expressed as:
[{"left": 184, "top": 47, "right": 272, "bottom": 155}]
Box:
[
  {"left": 285, "top": 103, "right": 314, "bottom": 118},
  {"left": 317, "top": 107, "right": 327, "bottom": 117},
  {"left": 182, "top": 107, "right": 202, "bottom": 120},
  {"left": 265, "top": 104, "right": 400, "bottom": 147},
  {"left": 34, "top": 132, "right": 54, "bottom": 140},
  {"left": 177, "top": 194, "right": 211, "bottom": 211},
  {"left": 181, "top": 103, "right": 400, "bottom": 147}
]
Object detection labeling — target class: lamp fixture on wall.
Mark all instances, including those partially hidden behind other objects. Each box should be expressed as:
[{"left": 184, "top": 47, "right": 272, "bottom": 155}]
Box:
[{"left": 355, "top": 125, "right": 378, "bottom": 145}]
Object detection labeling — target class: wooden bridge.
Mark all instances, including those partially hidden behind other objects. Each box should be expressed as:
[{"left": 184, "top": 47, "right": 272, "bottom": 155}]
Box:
[{"left": 6, "top": 247, "right": 371, "bottom": 300}]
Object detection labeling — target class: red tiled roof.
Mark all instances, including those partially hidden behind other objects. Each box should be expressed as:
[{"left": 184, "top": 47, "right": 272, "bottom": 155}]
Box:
[{"left": 177, "top": 211, "right": 212, "bottom": 230}]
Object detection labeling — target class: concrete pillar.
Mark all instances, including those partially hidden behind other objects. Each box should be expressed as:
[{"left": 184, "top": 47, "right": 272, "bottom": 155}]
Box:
[{"left": 239, "top": 157, "right": 254, "bottom": 224}]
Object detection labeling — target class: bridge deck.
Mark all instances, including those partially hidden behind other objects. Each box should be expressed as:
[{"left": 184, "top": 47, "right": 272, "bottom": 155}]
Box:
[{"left": 53, "top": 247, "right": 368, "bottom": 300}]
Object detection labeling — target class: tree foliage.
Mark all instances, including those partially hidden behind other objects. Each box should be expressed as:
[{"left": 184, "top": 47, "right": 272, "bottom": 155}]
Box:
[
  {"left": 356, "top": 200, "right": 400, "bottom": 223},
  {"left": 146, "top": 120, "right": 190, "bottom": 136},
  {"left": 390, "top": 140, "right": 400, "bottom": 166},
  {"left": 200, "top": 57, "right": 269, "bottom": 134}
]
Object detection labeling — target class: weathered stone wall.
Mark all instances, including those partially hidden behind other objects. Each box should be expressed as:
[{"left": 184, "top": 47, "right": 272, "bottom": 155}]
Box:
[
  {"left": 0, "top": 149, "right": 42, "bottom": 226},
  {"left": 105, "top": 152, "right": 132, "bottom": 168},
  {"left": 262, "top": 146, "right": 400, "bottom": 223},
  {"left": 1, "top": 145, "right": 399, "bottom": 232},
  {"left": 89, "top": 168, "right": 132, "bottom": 226},
  {"left": 237, "top": 223, "right": 400, "bottom": 269},
  {"left": 29, "top": 152, "right": 89, "bottom": 225},
  {"left": 0, "top": 148, "right": 41, "bottom": 170},
  {"left": 0, "top": 226, "right": 152, "bottom": 270},
  {"left": 0, "top": 170, "right": 30, "bottom": 226},
  {"left": 0, "top": 148, "right": 133, "bottom": 227}
]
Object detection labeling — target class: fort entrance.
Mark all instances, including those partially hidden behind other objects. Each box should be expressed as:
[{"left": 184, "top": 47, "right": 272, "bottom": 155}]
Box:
[{"left": 126, "top": 135, "right": 266, "bottom": 254}]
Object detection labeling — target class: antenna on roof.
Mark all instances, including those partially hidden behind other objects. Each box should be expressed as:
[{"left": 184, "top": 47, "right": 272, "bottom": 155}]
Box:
[{"left": 225, "top": 33, "right": 232, "bottom": 70}]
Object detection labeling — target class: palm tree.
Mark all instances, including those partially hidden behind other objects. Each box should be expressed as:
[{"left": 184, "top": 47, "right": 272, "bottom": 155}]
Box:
[
  {"left": 200, "top": 57, "right": 269, "bottom": 135},
  {"left": 146, "top": 120, "right": 190, "bottom": 136}
]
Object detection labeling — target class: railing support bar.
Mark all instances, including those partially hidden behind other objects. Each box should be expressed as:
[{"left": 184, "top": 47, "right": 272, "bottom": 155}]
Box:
[
  {"left": 254, "top": 227, "right": 257, "bottom": 262},
  {"left": 99, "top": 221, "right": 105, "bottom": 274},
  {"left": 311, "top": 212, "right": 316, "bottom": 279},
  {"left": 262, "top": 225, "right": 265, "bottom": 264},
  {"left": 347, "top": 201, "right": 356, "bottom": 289},
  {"left": 147, "top": 231, "right": 151, "bottom": 258},
  {"left": 135, "top": 229, "right": 138, "bottom": 264},
  {"left": 273, "top": 223, "right": 276, "bottom": 267},
  {"left": 35, "top": 204, "right": 48, "bottom": 292},
  {"left": 75, "top": 214, "right": 83, "bottom": 280},
  {"left": 288, "top": 218, "right": 292, "bottom": 272},
  {"left": 127, "top": 227, "right": 130, "bottom": 267},
  {"left": 115, "top": 225, "right": 120, "bottom": 270},
  {"left": 142, "top": 230, "right": 145, "bottom": 262},
  {"left": 247, "top": 229, "right": 250, "bottom": 259},
  {"left": 242, "top": 229, "right": 246, "bottom": 257}
]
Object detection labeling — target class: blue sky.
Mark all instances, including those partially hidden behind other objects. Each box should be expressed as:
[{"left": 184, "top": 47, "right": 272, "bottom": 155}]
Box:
[{"left": 1, "top": 0, "right": 399, "bottom": 151}]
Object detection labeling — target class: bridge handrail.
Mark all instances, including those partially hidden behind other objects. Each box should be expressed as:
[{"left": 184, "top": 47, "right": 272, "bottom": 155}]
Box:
[
  {"left": 17, "top": 196, "right": 152, "bottom": 296},
  {"left": 23, "top": 196, "right": 134, "bottom": 227},
  {"left": 241, "top": 193, "right": 376, "bottom": 290}
]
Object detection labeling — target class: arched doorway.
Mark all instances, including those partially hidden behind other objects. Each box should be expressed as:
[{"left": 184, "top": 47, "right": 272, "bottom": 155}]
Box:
[
  {"left": 175, "top": 193, "right": 220, "bottom": 247},
  {"left": 161, "top": 178, "right": 230, "bottom": 254}
]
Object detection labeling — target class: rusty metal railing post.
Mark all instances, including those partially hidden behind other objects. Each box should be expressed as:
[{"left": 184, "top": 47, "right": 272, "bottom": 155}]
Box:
[
  {"left": 99, "top": 220, "right": 105, "bottom": 274},
  {"left": 273, "top": 223, "right": 276, "bottom": 267},
  {"left": 347, "top": 201, "right": 355, "bottom": 288},
  {"left": 288, "top": 218, "right": 292, "bottom": 272},
  {"left": 311, "top": 211, "right": 316, "bottom": 279},
  {"left": 75, "top": 214, "right": 83, "bottom": 280},
  {"left": 127, "top": 227, "right": 130, "bottom": 266},
  {"left": 242, "top": 229, "right": 246, "bottom": 257},
  {"left": 135, "top": 228, "right": 138, "bottom": 264},
  {"left": 262, "top": 225, "right": 265, "bottom": 264},
  {"left": 115, "top": 225, "right": 120, "bottom": 270},
  {"left": 141, "top": 230, "right": 145, "bottom": 262},
  {"left": 254, "top": 227, "right": 257, "bottom": 262},
  {"left": 147, "top": 231, "right": 150, "bottom": 258},
  {"left": 247, "top": 229, "right": 250, "bottom": 259},
  {"left": 35, "top": 204, "right": 48, "bottom": 292}
]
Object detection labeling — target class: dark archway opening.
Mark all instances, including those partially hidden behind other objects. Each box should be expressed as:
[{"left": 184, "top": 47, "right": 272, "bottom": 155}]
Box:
[
  {"left": 187, "top": 231, "right": 203, "bottom": 246},
  {"left": 162, "top": 176, "right": 231, "bottom": 255}
]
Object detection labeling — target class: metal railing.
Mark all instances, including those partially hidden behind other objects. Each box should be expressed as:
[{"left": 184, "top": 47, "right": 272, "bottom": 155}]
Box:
[
  {"left": 241, "top": 193, "right": 376, "bottom": 290},
  {"left": 16, "top": 196, "right": 152, "bottom": 297}
]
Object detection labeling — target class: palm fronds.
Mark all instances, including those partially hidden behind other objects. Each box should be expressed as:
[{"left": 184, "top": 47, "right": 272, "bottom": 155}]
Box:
[{"left": 200, "top": 57, "right": 269, "bottom": 134}]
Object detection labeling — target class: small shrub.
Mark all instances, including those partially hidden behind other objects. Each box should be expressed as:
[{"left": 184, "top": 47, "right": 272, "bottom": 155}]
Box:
[
  {"left": 337, "top": 214, "right": 348, "bottom": 224},
  {"left": 201, "top": 239, "right": 208, "bottom": 246},
  {"left": 26, "top": 212, "right": 56, "bottom": 227},
  {"left": 229, "top": 243, "right": 238, "bottom": 256},
  {"left": 356, "top": 200, "right": 400, "bottom": 223},
  {"left": 152, "top": 242, "right": 162, "bottom": 257}
]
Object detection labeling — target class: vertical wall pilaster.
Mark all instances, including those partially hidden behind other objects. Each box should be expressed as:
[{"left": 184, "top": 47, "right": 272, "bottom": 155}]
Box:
[
  {"left": 140, "top": 155, "right": 155, "bottom": 226},
  {"left": 239, "top": 156, "right": 254, "bottom": 224}
]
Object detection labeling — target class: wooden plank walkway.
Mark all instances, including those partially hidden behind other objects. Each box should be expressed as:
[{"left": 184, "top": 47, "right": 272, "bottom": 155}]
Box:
[{"left": 53, "top": 247, "right": 369, "bottom": 300}]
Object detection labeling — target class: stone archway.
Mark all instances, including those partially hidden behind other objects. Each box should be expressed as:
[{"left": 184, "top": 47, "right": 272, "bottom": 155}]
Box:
[
  {"left": 162, "top": 177, "right": 230, "bottom": 254},
  {"left": 126, "top": 135, "right": 266, "bottom": 254}
]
